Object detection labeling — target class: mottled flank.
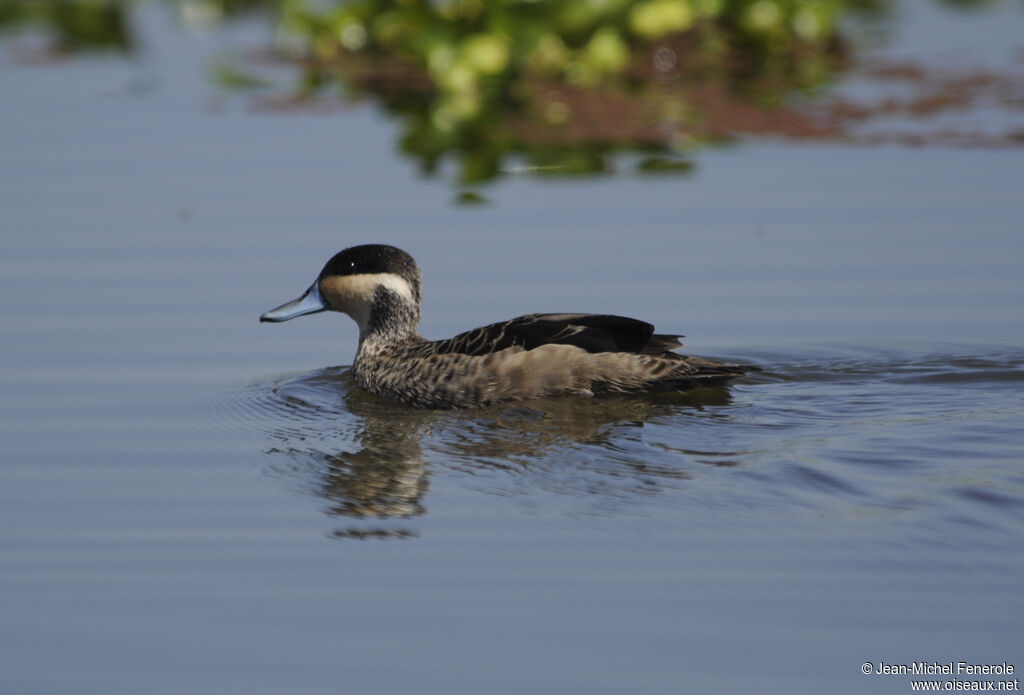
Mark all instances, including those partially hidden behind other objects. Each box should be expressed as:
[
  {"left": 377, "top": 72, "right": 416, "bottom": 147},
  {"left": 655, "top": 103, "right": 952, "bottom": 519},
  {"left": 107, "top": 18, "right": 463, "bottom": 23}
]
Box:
[{"left": 262, "top": 245, "right": 754, "bottom": 408}]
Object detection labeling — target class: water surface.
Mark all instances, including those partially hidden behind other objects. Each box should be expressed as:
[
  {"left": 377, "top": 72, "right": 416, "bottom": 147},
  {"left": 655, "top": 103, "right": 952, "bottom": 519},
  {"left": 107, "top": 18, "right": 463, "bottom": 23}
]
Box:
[{"left": 2, "top": 3, "right": 1023, "bottom": 694}]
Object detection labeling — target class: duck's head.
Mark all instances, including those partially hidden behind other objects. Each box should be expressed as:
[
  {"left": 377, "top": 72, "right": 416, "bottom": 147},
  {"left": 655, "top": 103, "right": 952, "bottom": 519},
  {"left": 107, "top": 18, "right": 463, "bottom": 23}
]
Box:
[{"left": 260, "top": 244, "right": 422, "bottom": 339}]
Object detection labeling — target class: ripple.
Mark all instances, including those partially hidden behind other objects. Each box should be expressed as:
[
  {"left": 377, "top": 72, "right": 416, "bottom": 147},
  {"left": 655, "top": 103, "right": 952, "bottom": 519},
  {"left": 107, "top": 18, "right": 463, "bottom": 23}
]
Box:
[
  {"left": 785, "top": 463, "right": 867, "bottom": 497},
  {"left": 196, "top": 343, "right": 1024, "bottom": 537},
  {"left": 956, "top": 486, "right": 1024, "bottom": 519}
]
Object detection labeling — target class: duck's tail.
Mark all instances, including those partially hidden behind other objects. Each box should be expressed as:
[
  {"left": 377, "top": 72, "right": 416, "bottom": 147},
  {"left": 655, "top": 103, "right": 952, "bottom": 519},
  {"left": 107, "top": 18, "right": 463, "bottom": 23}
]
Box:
[{"left": 660, "top": 355, "right": 759, "bottom": 390}]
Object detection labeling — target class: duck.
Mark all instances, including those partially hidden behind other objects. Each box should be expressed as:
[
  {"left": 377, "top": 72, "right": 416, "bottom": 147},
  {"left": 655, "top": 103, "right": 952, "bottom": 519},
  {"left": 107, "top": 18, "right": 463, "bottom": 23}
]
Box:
[{"left": 260, "top": 244, "right": 753, "bottom": 409}]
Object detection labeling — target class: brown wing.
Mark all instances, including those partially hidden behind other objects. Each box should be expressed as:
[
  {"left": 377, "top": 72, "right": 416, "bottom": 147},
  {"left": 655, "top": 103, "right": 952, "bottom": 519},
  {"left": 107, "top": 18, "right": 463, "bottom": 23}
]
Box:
[{"left": 422, "top": 313, "right": 683, "bottom": 357}]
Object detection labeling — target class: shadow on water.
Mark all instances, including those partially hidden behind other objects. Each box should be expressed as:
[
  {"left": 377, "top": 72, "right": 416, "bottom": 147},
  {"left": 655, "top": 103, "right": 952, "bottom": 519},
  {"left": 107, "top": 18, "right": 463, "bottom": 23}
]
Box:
[{"left": 247, "top": 364, "right": 746, "bottom": 539}]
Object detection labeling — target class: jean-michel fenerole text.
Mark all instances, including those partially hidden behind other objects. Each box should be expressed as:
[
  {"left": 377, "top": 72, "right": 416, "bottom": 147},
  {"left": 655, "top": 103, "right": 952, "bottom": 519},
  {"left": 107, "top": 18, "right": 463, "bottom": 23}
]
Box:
[{"left": 874, "top": 662, "right": 1014, "bottom": 676}]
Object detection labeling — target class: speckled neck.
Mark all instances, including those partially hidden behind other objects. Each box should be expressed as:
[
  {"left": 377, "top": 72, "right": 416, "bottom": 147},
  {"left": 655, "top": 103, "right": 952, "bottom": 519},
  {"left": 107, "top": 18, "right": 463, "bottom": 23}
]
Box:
[{"left": 357, "top": 285, "right": 423, "bottom": 350}]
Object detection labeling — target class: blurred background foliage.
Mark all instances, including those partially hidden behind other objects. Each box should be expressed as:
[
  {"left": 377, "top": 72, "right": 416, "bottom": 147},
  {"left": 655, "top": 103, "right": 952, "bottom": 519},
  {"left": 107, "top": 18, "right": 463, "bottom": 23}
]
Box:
[
  {"left": 274, "top": 0, "right": 869, "bottom": 184},
  {"left": 2, "top": 0, "right": 1006, "bottom": 187},
  {"left": 1, "top": 0, "right": 136, "bottom": 50}
]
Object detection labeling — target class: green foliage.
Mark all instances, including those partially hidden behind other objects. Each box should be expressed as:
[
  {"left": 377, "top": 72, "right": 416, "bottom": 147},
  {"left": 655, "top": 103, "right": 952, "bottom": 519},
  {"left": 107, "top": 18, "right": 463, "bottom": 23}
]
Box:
[
  {"left": 267, "top": 0, "right": 863, "bottom": 184},
  {"left": 0, "top": 0, "right": 279, "bottom": 50},
  {"left": 0, "top": 0, "right": 133, "bottom": 50},
  {"left": 290, "top": 0, "right": 833, "bottom": 86},
  {"left": 1, "top": 0, "right": 997, "bottom": 189}
]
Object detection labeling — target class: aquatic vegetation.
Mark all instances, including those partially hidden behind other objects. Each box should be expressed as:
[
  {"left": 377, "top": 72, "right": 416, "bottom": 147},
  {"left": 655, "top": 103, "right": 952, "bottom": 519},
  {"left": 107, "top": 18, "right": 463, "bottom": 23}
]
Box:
[
  {"left": 0, "top": 0, "right": 135, "bottom": 51},
  {"left": 4, "top": 0, "right": 1019, "bottom": 186},
  {"left": 267, "top": 0, "right": 1022, "bottom": 184},
  {"left": 267, "top": 0, "right": 864, "bottom": 182}
]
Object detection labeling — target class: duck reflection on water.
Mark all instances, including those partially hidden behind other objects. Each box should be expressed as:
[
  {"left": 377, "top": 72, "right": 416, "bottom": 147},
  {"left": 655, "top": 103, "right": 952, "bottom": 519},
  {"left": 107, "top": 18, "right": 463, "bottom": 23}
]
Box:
[{"left": 260, "top": 365, "right": 747, "bottom": 539}]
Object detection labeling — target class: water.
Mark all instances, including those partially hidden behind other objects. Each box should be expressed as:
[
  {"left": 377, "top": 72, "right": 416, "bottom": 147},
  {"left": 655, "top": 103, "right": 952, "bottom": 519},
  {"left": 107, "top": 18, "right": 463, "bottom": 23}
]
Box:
[
  {"left": 2, "top": 3, "right": 1024, "bottom": 694},
  {"left": 241, "top": 344, "right": 1024, "bottom": 535}
]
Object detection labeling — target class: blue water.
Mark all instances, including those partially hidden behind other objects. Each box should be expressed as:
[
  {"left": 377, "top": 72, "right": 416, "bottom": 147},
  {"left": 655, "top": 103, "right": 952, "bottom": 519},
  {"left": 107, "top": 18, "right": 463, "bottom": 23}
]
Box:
[{"left": 1, "top": 4, "right": 1023, "bottom": 694}]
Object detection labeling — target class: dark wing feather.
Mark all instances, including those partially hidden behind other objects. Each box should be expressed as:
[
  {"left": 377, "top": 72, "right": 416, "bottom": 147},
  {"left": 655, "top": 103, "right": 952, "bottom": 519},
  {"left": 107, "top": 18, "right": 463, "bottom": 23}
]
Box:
[{"left": 426, "top": 313, "right": 683, "bottom": 357}]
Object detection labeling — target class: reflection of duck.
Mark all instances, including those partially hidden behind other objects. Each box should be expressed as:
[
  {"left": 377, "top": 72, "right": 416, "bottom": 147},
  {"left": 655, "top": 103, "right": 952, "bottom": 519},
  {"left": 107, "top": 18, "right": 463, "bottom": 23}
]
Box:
[
  {"left": 261, "top": 244, "right": 752, "bottom": 408},
  {"left": 262, "top": 366, "right": 745, "bottom": 539},
  {"left": 265, "top": 367, "right": 436, "bottom": 538}
]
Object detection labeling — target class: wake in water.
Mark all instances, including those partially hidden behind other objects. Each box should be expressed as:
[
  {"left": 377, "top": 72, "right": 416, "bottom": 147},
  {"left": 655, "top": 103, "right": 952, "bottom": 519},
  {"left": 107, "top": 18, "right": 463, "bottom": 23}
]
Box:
[{"left": 217, "top": 344, "right": 1024, "bottom": 540}]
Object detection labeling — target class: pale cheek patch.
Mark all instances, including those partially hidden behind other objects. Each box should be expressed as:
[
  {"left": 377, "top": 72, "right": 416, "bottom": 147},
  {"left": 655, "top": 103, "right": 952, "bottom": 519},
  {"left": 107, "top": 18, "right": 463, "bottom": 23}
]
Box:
[{"left": 320, "top": 272, "right": 415, "bottom": 330}]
